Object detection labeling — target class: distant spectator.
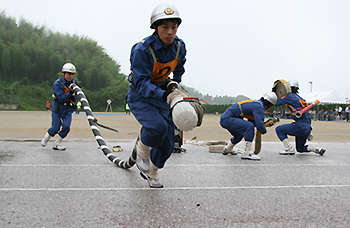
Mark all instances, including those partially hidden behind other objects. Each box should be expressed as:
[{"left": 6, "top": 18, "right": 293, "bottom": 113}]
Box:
[
  {"left": 335, "top": 106, "right": 339, "bottom": 115},
  {"left": 125, "top": 103, "right": 130, "bottom": 115},
  {"left": 317, "top": 108, "right": 325, "bottom": 121},
  {"left": 327, "top": 109, "right": 335, "bottom": 121},
  {"left": 338, "top": 106, "right": 343, "bottom": 119},
  {"left": 345, "top": 105, "right": 349, "bottom": 122},
  {"left": 46, "top": 100, "right": 51, "bottom": 113},
  {"left": 309, "top": 109, "right": 316, "bottom": 120},
  {"left": 76, "top": 101, "right": 82, "bottom": 114}
]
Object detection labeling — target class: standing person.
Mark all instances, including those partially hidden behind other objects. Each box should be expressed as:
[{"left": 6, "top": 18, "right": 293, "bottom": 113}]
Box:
[
  {"left": 338, "top": 105, "right": 343, "bottom": 120},
  {"left": 41, "top": 63, "right": 80, "bottom": 150},
  {"left": 276, "top": 79, "right": 326, "bottom": 155},
  {"left": 46, "top": 100, "right": 51, "bottom": 113},
  {"left": 125, "top": 103, "right": 130, "bottom": 115},
  {"left": 220, "top": 92, "right": 278, "bottom": 160},
  {"left": 127, "top": 3, "right": 187, "bottom": 188},
  {"left": 345, "top": 105, "right": 349, "bottom": 122},
  {"left": 75, "top": 101, "right": 82, "bottom": 114}
]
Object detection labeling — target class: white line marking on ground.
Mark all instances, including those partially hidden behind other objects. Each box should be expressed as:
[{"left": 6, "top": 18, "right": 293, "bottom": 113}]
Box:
[
  {"left": 1, "top": 185, "right": 350, "bottom": 191},
  {"left": 1, "top": 164, "right": 350, "bottom": 167}
]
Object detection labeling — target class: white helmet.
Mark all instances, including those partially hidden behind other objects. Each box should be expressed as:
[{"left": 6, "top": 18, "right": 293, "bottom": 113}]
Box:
[
  {"left": 150, "top": 4, "right": 181, "bottom": 28},
  {"left": 62, "top": 63, "right": 76, "bottom": 73},
  {"left": 263, "top": 92, "right": 277, "bottom": 105},
  {"left": 288, "top": 79, "right": 299, "bottom": 89}
]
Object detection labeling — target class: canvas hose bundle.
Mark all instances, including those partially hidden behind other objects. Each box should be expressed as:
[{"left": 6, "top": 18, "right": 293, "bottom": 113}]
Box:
[
  {"left": 167, "top": 88, "right": 205, "bottom": 131},
  {"left": 272, "top": 79, "right": 291, "bottom": 98}
]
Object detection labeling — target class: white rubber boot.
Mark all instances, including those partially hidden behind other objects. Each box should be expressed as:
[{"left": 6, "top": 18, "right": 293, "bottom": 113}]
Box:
[
  {"left": 222, "top": 141, "right": 237, "bottom": 155},
  {"left": 307, "top": 146, "right": 326, "bottom": 156},
  {"left": 135, "top": 137, "right": 151, "bottom": 173},
  {"left": 279, "top": 139, "right": 295, "bottom": 155},
  {"left": 241, "top": 141, "right": 261, "bottom": 160},
  {"left": 53, "top": 136, "right": 66, "bottom": 151},
  {"left": 147, "top": 161, "right": 163, "bottom": 188},
  {"left": 41, "top": 132, "right": 51, "bottom": 147}
]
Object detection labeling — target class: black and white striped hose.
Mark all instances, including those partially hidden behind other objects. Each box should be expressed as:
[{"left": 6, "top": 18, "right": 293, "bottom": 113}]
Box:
[{"left": 69, "top": 83, "right": 136, "bottom": 169}]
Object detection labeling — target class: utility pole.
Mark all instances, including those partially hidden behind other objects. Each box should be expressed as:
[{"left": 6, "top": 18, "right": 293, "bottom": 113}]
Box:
[{"left": 309, "top": 81, "right": 313, "bottom": 93}]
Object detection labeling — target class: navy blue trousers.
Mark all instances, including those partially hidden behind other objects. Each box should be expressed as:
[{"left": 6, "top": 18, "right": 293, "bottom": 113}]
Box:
[
  {"left": 48, "top": 110, "right": 72, "bottom": 139},
  {"left": 129, "top": 100, "right": 174, "bottom": 168},
  {"left": 275, "top": 122, "right": 311, "bottom": 152},
  {"left": 220, "top": 116, "right": 255, "bottom": 144}
]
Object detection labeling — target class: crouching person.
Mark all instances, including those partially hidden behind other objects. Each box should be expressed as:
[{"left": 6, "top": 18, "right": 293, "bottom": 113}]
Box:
[{"left": 220, "top": 92, "right": 277, "bottom": 160}]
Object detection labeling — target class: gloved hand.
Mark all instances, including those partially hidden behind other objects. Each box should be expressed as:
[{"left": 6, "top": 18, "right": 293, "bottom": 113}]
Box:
[
  {"left": 68, "top": 83, "right": 76, "bottom": 95},
  {"left": 164, "top": 88, "right": 189, "bottom": 105},
  {"left": 264, "top": 116, "right": 279, "bottom": 127},
  {"left": 162, "top": 80, "right": 181, "bottom": 104},
  {"left": 166, "top": 80, "right": 179, "bottom": 91},
  {"left": 264, "top": 118, "right": 275, "bottom": 127},
  {"left": 162, "top": 90, "right": 174, "bottom": 103}
]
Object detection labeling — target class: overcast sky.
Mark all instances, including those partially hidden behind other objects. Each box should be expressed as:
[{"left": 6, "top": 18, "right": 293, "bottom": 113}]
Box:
[{"left": 1, "top": 0, "right": 349, "bottom": 99}]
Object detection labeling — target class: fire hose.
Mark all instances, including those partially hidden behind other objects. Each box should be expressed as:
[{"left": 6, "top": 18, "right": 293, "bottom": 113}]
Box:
[{"left": 69, "top": 83, "right": 136, "bottom": 169}]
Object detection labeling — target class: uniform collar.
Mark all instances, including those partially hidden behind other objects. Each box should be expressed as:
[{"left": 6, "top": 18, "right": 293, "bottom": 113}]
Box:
[
  {"left": 152, "top": 33, "right": 177, "bottom": 51},
  {"left": 61, "top": 76, "right": 72, "bottom": 85}
]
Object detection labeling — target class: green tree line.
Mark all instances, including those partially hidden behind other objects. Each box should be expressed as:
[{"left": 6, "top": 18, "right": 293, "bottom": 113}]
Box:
[
  {"left": 0, "top": 11, "right": 250, "bottom": 112},
  {"left": 182, "top": 85, "right": 249, "bottom": 104},
  {"left": 0, "top": 11, "right": 129, "bottom": 111}
]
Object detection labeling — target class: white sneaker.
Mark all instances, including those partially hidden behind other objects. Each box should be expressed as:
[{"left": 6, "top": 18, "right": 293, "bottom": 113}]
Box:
[
  {"left": 53, "top": 144, "right": 66, "bottom": 151},
  {"left": 222, "top": 147, "right": 238, "bottom": 155},
  {"left": 315, "top": 148, "right": 326, "bottom": 156},
  {"left": 41, "top": 138, "right": 49, "bottom": 147},
  {"left": 139, "top": 171, "right": 163, "bottom": 188},
  {"left": 241, "top": 153, "right": 261, "bottom": 160},
  {"left": 136, "top": 154, "right": 150, "bottom": 173},
  {"left": 279, "top": 148, "right": 295, "bottom": 155}
]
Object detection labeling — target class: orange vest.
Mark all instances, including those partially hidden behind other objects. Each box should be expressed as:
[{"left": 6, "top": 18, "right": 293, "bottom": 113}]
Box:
[
  {"left": 148, "top": 40, "right": 181, "bottom": 83},
  {"left": 283, "top": 94, "right": 308, "bottom": 114}
]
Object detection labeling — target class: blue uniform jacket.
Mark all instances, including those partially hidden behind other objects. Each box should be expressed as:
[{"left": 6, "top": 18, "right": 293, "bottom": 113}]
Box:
[
  {"left": 276, "top": 93, "right": 311, "bottom": 124},
  {"left": 223, "top": 100, "right": 267, "bottom": 134},
  {"left": 52, "top": 76, "right": 79, "bottom": 114},
  {"left": 127, "top": 33, "right": 186, "bottom": 105}
]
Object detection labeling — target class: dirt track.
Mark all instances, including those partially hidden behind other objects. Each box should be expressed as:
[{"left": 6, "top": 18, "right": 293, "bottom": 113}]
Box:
[{"left": 0, "top": 111, "right": 349, "bottom": 143}]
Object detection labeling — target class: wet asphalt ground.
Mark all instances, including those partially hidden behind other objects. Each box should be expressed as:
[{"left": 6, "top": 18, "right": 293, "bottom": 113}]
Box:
[{"left": 1, "top": 139, "right": 350, "bottom": 227}]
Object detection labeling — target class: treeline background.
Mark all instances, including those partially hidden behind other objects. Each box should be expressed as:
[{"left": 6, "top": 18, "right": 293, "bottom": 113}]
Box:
[{"left": 0, "top": 12, "right": 248, "bottom": 112}]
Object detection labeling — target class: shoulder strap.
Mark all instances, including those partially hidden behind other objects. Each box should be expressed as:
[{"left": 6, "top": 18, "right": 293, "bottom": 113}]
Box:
[
  {"left": 148, "top": 40, "right": 182, "bottom": 63},
  {"left": 175, "top": 40, "right": 181, "bottom": 59},
  {"left": 148, "top": 46, "right": 157, "bottom": 62},
  {"left": 237, "top": 100, "right": 259, "bottom": 118},
  {"left": 59, "top": 80, "right": 67, "bottom": 89}
]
